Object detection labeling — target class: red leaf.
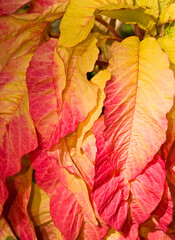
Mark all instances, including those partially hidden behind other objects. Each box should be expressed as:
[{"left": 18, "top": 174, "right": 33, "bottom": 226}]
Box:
[
  {"left": 50, "top": 183, "right": 109, "bottom": 240},
  {"left": 0, "top": 55, "right": 37, "bottom": 214},
  {"left": 4, "top": 157, "right": 36, "bottom": 240},
  {"left": 130, "top": 154, "right": 166, "bottom": 224},
  {"left": 92, "top": 118, "right": 166, "bottom": 231},
  {"left": 0, "top": 0, "right": 30, "bottom": 15},
  {"left": 27, "top": 36, "right": 99, "bottom": 149}
]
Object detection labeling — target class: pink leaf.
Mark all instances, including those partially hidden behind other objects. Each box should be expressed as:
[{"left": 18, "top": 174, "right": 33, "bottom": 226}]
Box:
[
  {"left": 0, "top": 0, "right": 30, "bottom": 15},
  {"left": 27, "top": 36, "right": 99, "bottom": 149}
]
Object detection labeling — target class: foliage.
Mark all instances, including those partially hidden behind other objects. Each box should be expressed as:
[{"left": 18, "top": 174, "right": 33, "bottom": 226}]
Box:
[{"left": 1, "top": 0, "right": 175, "bottom": 239}]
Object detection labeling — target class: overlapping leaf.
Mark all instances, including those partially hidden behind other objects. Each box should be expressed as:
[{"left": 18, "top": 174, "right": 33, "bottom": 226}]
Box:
[
  {"left": 3, "top": 156, "right": 36, "bottom": 240},
  {"left": 29, "top": 0, "right": 69, "bottom": 15},
  {"left": 0, "top": 215, "right": 16, "bottom": 239},
  {"left": 159, "top": 3, "right": 175, "bottom": 24},
  {"left": 50, "top": 183, "right": 109, "bottom": 240},
  {"left": 104, "top": 36, "right": 174, "bottom": 180},
  {"left": 92, "top": 117, "right": 166, "bottom": 231},
  {"left": 0, "top": 55, "right": 37, "bottom": 214},
  {"left": 138, "top": 181, "right": 173, "bottom": 237},
  {"left": 30, "top": 148, "right": 109, "bottom": 239},
  {"left": 0, "top": 0, "right": 69, "bottom": 71},
  {"left": 0, "top": 0, "right": 30, "bottom": 15},
  {"left": 27, "top": 35, "right": 99, "bottom": 149},
  {"left": 0, "top": 15, "right": 47, "bottom": 71},
  {"left": 59, "top": 0, "right": 159, "bottom": 47},
  {"left": 28, "top": 183, "right": 63, "bottom": 239}
]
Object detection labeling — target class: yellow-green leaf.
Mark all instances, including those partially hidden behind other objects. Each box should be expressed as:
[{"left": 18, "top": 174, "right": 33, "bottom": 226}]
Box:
[{"left": 100, "top": 7, "right": 156, "bottom": 36}]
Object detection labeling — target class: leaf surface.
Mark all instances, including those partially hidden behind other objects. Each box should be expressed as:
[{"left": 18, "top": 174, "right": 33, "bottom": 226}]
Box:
[
  {"left": 0, "top": 15, "right": 47, "bottom": 71},
  {"left": 0, "top": 215, "right": 16, "bottom": 239},
  {"left": 50, "top": 183, "right": 109, "bottom": 240},
  {"left": 92, "top": 117, "right": 166, "bottom": 230},
  {"left": 0, "top": 55, "right": 37, "bottom": 214},
  {"left": 0, "top": 0, "right": 30, "bottom": 15},
  {"left": 100, "top": 8, "right": 156, "bottom": 35},
  {"left": 159, "top": 3, "right": 175, "bottom": 24},
  {"left": 4, "top": 157, "right": 36, "bottom": 240},
  {"left": 29, "top": 0, "right": 69, "bottom": 14},
  {"left": 105, "top": 36, "right": 174, "bottom": 180},
  {"left": 59, "top": 0, "right": 157, "bottom": 47},
  {"left": 28, "top": 183, "right": 63, "bottom": 239},
  {"left": 130, "top": 154, "right": 166, "bottom": 224},
  {"left": 27, "top": 36, "right": 99, "bottom": 149}
]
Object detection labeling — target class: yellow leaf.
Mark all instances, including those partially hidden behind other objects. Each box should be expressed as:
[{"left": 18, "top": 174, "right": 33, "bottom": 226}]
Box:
[
  {"left": 59, "top": 0, "right": 157, "bottom": 47},
  {"left": 159, "top": 3, "right": 175, "bottom": 24},
  {"left": 158, "top": 36, "right": 175, "bottom": 67},
  {"left": 28, "top": 184, "right": 63, "bottom": 239},
  {"left": 135, "top": 0, "right": 159, "bottom": 18},
  {"left": 0, "top": 215, "right": 16, "bottom": 240},
  {"left": 100, "top": 7, "right": 156, "bottom": 36},
  {"left": 159, "top": 0, "right": 175, "bottom": 13}
]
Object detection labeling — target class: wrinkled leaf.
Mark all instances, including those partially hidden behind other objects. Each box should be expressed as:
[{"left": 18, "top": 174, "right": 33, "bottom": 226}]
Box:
[
  {"left": 100, "top": 8, "right": 156, "bottom": 36},
  {"left": 59, "top": 0, "right": 157, "bottom": 47},
  {"left": 105, "top": 36, "right": 174, "bottom": 180},
  {"left": 50, "top": 183, "right": 108, "bottom": 240},
  {"left": 0, "top": 55, "right": 37, "bottom": 214},
  {"left": 0, "top": 215, "right": 16, "bottom": 239},
  {"left": 28, "top": 183, "right": 62, "bottom": 240},
  {"left": 159, "top": 3, "right": 175, "bottom": 24},
  {"left": 29, "top": 0, "right": 69, "bottom": 14},
  {"left": 27, "top": 35, "right": 99, "bottom": 149},
  {"left": 4, "top": 157, "right": 36, "bottom": 240},
  {"left": 92, "top": 117, "right": 166, "bottom": 231},
  {"left": 0, "top": 0, "right": 30, "bottom": 15}
]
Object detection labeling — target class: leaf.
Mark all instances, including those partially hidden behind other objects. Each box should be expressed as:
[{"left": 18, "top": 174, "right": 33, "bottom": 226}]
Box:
[
  {"left": 104, "top": 36, "right": 174, "bottom": 181},
  {"left": 130, "top": 154, "right": 166, "bottom": 224},
  {"left": 4, "top": 156, "right": 36, "bottom": 240},
  {"left": 143, "top": 182, "right": 173, "bottom": 232},
  {"left": 0, "top": 55, "right": 37, "bottom": 214},
  {"left": 0, "top": 0, "right": 69, "bottom": 71},
  {"left": 159, "top": 3, "right": 175, "bottom": 24},
  {"left": 28, "top": 183, "right": 63, "bottom": 239},
  {"left": 92, "top": 117, "right": 129, "bottom": 230},
  {"left": 104, "top": 219, "right": 139, "bottom": 240},
  {"left": 27, "top": 35, "right": 99, "bottom": 149},
  {"left": 100, "top": 8, "right": 156, "bottom": 36},
  {"left": 135, "top": 0, "right": 159, "bottom": 18},
  {"left": 30, "top": 149, "right": 109, "bottom": 239},
  {"left": 50, "top": 183, "right": 109, "bottom": 240},
  {"left": 32, "top": 150, "right": 97, "bottom": 225},
  {"left": 92, "top": 117, "right": 166, "bottom": 231},
  {"left": 158, "top": 37, "right": 175, "bottom": 70},
  {"left": 161, "top": 98, "right": 175, "bottom": 159},
  {"left": 0, "top": 0, "right": 30, "bottom": 15},
  {"left": 0, "top": 215, "right": 16, "bottom": 240},
  {"left": 29, "top": 0, "right": 69, "bottom": 14},
  {"left": 59, "top": 0, "right": 157, "bottom": 47},
  {"left": 159, "top": 0, "right": 175, "bottom": 13},
  {"left": 28, "top": 184, "right": 52, "bottom": 227},
  {"left": 0, "top": 15, "right": 47, "bottom": 71}
]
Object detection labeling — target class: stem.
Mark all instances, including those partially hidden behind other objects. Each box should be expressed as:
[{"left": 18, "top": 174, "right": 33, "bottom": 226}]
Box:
[
  {"left": 95, "top": 16, "right": 122, "bottom": 42},
  {"left": 134, "top": 24, "right": 145, "bottom": 40},
  {"left": 161, "top": 24, "right": 165, "bottom": 38},
  {"left": 95, "top": 60, "right": 108, "bottom": 67}
]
